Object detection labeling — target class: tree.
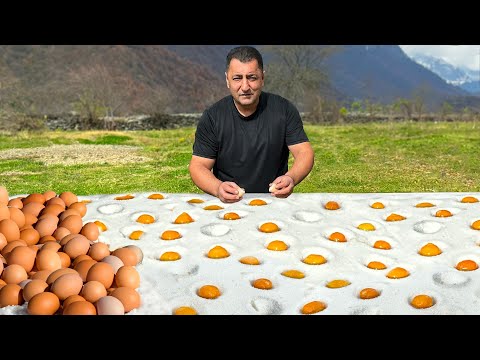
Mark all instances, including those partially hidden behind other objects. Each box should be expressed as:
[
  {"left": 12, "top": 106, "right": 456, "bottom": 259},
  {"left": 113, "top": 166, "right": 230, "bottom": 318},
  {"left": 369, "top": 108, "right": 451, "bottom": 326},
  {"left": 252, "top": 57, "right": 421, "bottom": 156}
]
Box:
[{"left": 260, "top": 45, "right": 341, "bottom": 112}]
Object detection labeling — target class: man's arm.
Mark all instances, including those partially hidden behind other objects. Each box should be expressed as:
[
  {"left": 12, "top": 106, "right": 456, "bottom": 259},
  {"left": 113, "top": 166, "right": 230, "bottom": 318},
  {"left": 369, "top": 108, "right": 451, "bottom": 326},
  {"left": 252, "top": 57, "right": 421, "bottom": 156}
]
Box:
[
  {"left": 188, "top": 155, "right": 243, "bottom": 203},
  {"left": 270, "top": 142, "right": 315, "bottom": 198}
]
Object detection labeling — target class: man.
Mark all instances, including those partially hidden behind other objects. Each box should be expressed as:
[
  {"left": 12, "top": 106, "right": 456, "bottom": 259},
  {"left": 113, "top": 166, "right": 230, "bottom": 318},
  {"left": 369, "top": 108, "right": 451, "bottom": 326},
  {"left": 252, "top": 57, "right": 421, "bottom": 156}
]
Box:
[{"left": 188, "top": 45, "right": 314, "bottom": 203}]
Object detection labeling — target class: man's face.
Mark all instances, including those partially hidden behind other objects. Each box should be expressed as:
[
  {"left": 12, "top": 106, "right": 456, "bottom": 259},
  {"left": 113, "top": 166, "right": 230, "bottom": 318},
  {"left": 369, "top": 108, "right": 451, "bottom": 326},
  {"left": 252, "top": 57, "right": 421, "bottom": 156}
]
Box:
[{"left": 225, "top": 58, "right": 264, "bottom": 109}]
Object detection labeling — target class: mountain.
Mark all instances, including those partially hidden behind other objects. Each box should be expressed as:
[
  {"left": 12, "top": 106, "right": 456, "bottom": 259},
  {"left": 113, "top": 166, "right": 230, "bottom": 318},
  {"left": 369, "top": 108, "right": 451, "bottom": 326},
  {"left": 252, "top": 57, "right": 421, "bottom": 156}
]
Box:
[
  {"left": 0, "top": 45, "right": 478, "bottom": 115},
  {"left": 407, "top": 53, "right": 480, "bottom": 94}
]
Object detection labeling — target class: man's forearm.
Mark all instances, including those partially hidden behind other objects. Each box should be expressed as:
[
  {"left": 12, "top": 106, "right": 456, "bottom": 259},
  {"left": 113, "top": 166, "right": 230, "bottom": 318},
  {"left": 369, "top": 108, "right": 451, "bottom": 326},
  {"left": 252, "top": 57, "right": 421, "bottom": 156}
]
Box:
[
  {"left": 189, "top": 165, "right": 222, "bottom": 197},
  {"left": 285, "top": 150, "right": 314, "bottom": 185}
]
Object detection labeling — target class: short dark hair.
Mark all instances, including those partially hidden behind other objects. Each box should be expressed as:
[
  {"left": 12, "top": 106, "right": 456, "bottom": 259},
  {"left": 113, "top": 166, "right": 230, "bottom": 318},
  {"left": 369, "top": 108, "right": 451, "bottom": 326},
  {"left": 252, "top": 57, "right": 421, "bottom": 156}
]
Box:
[{"left": 226, "top": 46, "right": 263, "bottom": 71}]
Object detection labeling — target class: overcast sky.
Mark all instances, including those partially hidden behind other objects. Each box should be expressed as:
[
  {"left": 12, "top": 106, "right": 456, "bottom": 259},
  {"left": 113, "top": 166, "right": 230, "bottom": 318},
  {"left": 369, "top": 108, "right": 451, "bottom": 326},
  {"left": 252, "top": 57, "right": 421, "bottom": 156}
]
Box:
[{"left": 400, "top": 45, "right": 480, "bottom": 71}]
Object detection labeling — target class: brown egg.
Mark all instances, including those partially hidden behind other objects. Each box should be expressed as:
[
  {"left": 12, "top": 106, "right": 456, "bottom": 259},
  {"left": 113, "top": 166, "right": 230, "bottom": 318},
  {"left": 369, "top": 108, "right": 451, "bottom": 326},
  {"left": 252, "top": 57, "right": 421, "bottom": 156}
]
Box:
[
  {"left": 46, "top": 197, "right": 66, "bottom": 208},
  {"left": 124, "top": 245, "right": 144, "bottom": 264},
  {"left": 58, "top": 209, "right": 81, "bottom": 222},
  {"left": 8, "top": 207, "right": 25, "bottom": 228},
  {"left": 23, "top": 213, "right": 38, "bottom": 227},
  {"left": 35, "top": 249, "right": 62, "bottom": 271},
  {"left": 0, "top": 204, "right": 10, "bottom": 221},
  {"left": 0, "top": 279, "right": 6, "bottom": 289},
  {"left": 42, "top": 204, "right": 66, "bottom": 217},
  {"left": 62, "top": 294, "right": 86, "bottom": 309},
  {"left": 27, "top": 292, "right": 60, "bottom": 315},
  {"left": 72, "top": 254, "right": 93, "bottom": 268},
  {"left": 2, "top": 263, "right": 28, "bottom": 284},
  {"left": 58, "top": 215, "right": 83, "bottom": 234},
  {"left": 22, "top": 202, "right": 45, "bottom": 217},
  {"left": 59, "top": 192, "right": 78, "bottom": 207},
  {"left": 7, "top": 246, "right": 36, "bottom": 272},
  {"left": 0, "top": 233, "right": 7, "bottom": 251},
  {"left": 39, "top": 241, "right": 61, "bottom": 253},
  {"left": 63, "top": 235, "right": 90, "bottom": 259},
  {"left": 68, "top": 202, "right": 87, "bottom": 217},
  {"left": 46, "top": 268, "right": 78, "bottom": 285},
  {"left": 38, "top": 235, "right": 56, "bottom": 244},
  {"left": 43, "top": 190, "right": 57, "bottom": 202},
  {"left": 80, "top": 222, "right": 99, "bottom": 241},
  {"left": 100, "top": 255, "right": 124, "bottom": 274},
  {"left": 0, "top": 219, "right": 20, "bottom": 242},
  {"left": 88, "top": 242, "right": 110, "bottom": 261},
  {"left": 74, "top": 259, "right": 97, "bottom": 282},
  {"left": 19, "top": 228, "right": 40, "bottom": 246},
  {"left": 23, "top": 193, "right": 46, "bottom": 206},
  {"left": 115, "top": 266, "right": 140, "bottom": 289},
  {"left": 51, "top": 273, "right": 84, "bottom": 301},
  {"left": 59, "top": 233, "right": 78, "bottom": 246},
  {"left": 111, "top": 247, "right": 138, "bottom": 266},
  {"left": 63, "top": 299, "right": 96, "bottom": 315},
  {"left": 86, "top": 262, "right": 115, "bottom": 289},
  {"left": 57, "top": 252, "right": 71, "bottom": 268},
  {"left": 0, "top": 283, "right": 24, "bottom": 307},
  {"left": 35, "top": 217, "right": 58, "bottom": 238},
  {"left": 110, "top": 286, "right": 141, "bottom": 313},
  {"left": 0, "top": 186, "right": 9, "bottom": 206},
  {"left": 52, "top": 227, "right": 71, "bottom": 241},
  {"left": 22, "top": 279, "right": 49, "bottom": 302},
  {"left": 96, "top": 295, "right": 125, "bottom": 315},
  {"left": 29, "top": 269, "right": 53, "bottom": 282},
  {"left": 81, "top": 280, "right": 108, "bottom": 303},
  {"left": 1, "top": 240, "right": 27, "bottom": 258},
  {"left": 8, "top": 198, "right": 23, "bottom": 209}
]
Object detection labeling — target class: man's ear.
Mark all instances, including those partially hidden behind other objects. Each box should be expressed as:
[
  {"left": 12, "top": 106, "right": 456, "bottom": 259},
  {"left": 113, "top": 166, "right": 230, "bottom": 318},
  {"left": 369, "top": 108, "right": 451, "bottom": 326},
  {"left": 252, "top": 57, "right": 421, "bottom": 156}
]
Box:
[{"left": 225, "top": 72, "right": 229, "bottom": 88}]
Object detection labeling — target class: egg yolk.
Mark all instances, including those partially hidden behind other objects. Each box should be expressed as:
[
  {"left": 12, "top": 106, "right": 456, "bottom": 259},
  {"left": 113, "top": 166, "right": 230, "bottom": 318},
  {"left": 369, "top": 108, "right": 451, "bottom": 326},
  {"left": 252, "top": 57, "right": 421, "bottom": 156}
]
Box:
[
  {"left": 207, "top": 246, "right": 230, "bottom": 259},
  {"left": 252, "top": 278, "right": 273, "bottom": 290},
  {"left": 81, "top": 199, "right": 92, "bottom": 204},
  {"left": 370, "top": 202, "right": 385, "bottom": 209},
  {"left": 94, "top": 220, "right": 107, "bottom": 232},
  {"left": 161, "top": 230, "right": 182, "bottom": 240},
  {"left": 302, "top": 254, "right": 327, "bottom": 265},
  {"left": 223, "top": 212, "right": 240, "bottom": 220},
  {"left": 367, "top": 261, "right": 387, "bottom": 270},
  {"left": 435, "top": 209, "right": 452, "bottom": 217},
  {"left": 148, "top": 193, "right": 165, "bottom": 200},
  {"left": 160, "top": 251, "right": 181, "bottom": 261},
  {"left": 416, "top": 202, "right": 435, "bottom": 208},
  {"left": 301, "top": 301, "right": 327, "bottom": 314},
  {"left": 173, "top": 306, "right": 197, "bottom": 315},
  {"left": 115, "top": 194, "right": 134, "bottom": 200},
  {"left": 137, "top": 214, "right": 155, "bottom": 224},
  {"left": 174, "top": 212, "right": 194, "bottom": 224},
  {"left": 326, "top": 279, "right": 350, "bottom": 288},
  {"left": 324, "top": 201, "right": 340, "bottom": 210},
  {"left": 129, "top": 230, "right": 144, "bottom": 240},
  {"left": 249, "top": 199, "right": 267, "bottom": 206},
  {"left": 470, "top": 220, "right": 480, "bottom": 230},
  {"left": 359, "top": 288, "right": 380, "bottom": 299},
  {"left": 418, "top": 243, "right": 442, "bottom": 256},
  {"left": 239, "top": 256, "right": 260, "bottom": 265},
  {"left": 281, "top": 270, "right": 305, "bottom": 279},
  {"left": 187, "top": 198, "right": 204, "bottom": 204},
  {"left": 386, "top": 267, "right": 409, "bottom": 279},
  {"left": 259, "top": 222, "right": 280, "bottom": 233},
  {"left": 266, "top": 240, "right": 288, "bottom": 251},
  {"left": 204, "top": 205, "right": 224, "bottom": 210},
  {"left": 461, "top": 196, "right": 479, "bottom": 203},
  {"left": 373, "top": 240, "right": 391, "bottom": 250},
  {"left": 410, "top": 294, "right": 434, "bottom": 309},
  {"left": 328, "top": 232, "right": 346, "bottom": 242},
  {"left": 197, "top": 285, "right": 221, "bottom": 299},
  {"left": 455, "top": 259, "right": 478, "bottom": 271},
  {"left": 358, "top": 223, "right": 376, "bottom": 231},
  {"left": 386, "top": 213, "right": 406, "bottom": 221}
]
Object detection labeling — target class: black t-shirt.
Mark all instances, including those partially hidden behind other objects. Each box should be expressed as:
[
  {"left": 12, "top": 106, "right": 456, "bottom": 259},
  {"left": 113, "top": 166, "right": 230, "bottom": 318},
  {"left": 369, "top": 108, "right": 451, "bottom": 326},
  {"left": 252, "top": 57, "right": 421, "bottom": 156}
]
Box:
[{"left": 192, "top": 92, "right": 309, "bottom": 193}]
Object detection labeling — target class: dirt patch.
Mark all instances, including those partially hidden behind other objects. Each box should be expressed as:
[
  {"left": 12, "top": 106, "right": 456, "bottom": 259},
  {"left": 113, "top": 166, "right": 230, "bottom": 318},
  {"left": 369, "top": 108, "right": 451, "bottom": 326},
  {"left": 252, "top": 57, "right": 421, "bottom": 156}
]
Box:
[{"left": 0, "top": 144, "right": 151, "bottom": 166}]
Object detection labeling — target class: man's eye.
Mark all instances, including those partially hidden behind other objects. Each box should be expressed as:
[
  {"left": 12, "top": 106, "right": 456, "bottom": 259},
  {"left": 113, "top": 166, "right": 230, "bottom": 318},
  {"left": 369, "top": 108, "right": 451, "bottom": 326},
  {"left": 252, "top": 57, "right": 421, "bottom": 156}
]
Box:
[{"left": 233, "top": 77, "right": 241, "bottom": 81}]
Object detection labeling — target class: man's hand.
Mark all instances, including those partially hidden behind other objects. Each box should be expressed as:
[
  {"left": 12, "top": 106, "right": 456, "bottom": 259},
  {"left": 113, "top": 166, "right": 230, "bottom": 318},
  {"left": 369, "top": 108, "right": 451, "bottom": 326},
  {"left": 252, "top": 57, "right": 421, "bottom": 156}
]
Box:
[
  {"left": 217, "top": 182, "right": 244, "bottom": 203},
  {"left": 269, "top": 175, "right": 295, "bottom": 198}
]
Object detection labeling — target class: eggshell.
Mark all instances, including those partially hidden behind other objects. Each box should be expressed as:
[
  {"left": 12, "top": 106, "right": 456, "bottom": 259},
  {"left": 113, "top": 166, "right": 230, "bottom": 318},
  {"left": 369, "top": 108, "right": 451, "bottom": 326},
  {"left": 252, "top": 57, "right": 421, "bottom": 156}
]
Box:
[
  {"left": 124, "top": 245, "right": 144, "bottom": 264},
  {"left": 52, "top": 227, "right": 71, "bottom": 241},
  {"left": 58, "top": 215, "right": 83, "bottom": 234},
  {"left": 100, "top": 255, "right": 124, "bottom": 274},
  {"left": 38, "top": 235, "right": 56, "bottom": 244},
  {"left": 58, "top": 209, "right": 81, "bottom": 222},
  {"left": 59, "top": 192, "right": 78, "bottom": 207},
  {"left": 22, "top": 193, "right": 46, "bottom": 206},
  {"left": 30, "top": 270, "right": 54, "bottom": 282},
  {"left": 35, "top": 249, "right": 62, "bottom": 271},
  {"left": 68, "top": 202, "right": 87, "bottom": 217},
  {"left": 41, "top": 204, "right": 66, "bottom": 217},
  {"left": 0, "top": 283, "right": 24, "bottom": 307},
  {"left": 115, "top": 266, "right": 140, "bottom": 289},
  {"left": 88, "top": 242, "right": 110, "bottom": 261},
  {"left": 96, "top": 295, "right": 125, "bottom": 315},
  {"left": 8, "top": 207, "right": 25, "bottom": 228},
  {"left": 0, "top": 186, "right": 8, "bottom": 206},
  {"left": 0, "top": 205, "right": 10, "bottom": 221},
  {"left": 23, "top": 212, "right": 38, "bottom": 227},
  {"left": 86, "top": 262, "right": 115, "bottom": 289},
  {"left": 1, "top": 263, "right": 28, "bottom": 284},
  {"left": 111, "top": 247, "right": 138, "bottom": 266},
  {"left": 7, "top": 246, "right": 36, "bottom": 272},
  {"left": 74, "top": 259, "right": 97, "bottom": 282},
  {"left": 51, "top": 273, "right": 83, "bottom": 301},
  {"left": 1, "top": 240, "right": 27, "bottom": 258},
  {"left": 39, "top": 241, "right": 61, "bottom": 253},
  {"left": 57, "top": 251, "right": 71, "bottom": 268},
  {"left": 46, "top": 268, "right": 78, "bottom": 285},
  {"left": 62, "top": 294, "right": 86, "bottom": 309},
  {"left": 46, "top": 197, "right": 65, "bottom": 208},
  {"left": 27, "top": 291, "right": 60, "bottom": 315},
  {"left": 0, "top": 233, "right": 7, "bottom": 251},
  {"left": 72, "top": 254, "right": 93, "bottom": 268},
  {"left": 21, "top": 202, "right": 45, "bottom": 217},
  {"left": 80, "top": 222, "right": 99, "bottom": 241},
  {"left": 22, "top": 279, "right": 49, "bottom": 302},
  {"left": 19, "top": 228, "right": 40, "bottom": 246},
  {"left": 0, "top": 219, "right": 20, "bottom": 242},
  {"left": 81, "top": 280, "right": 107, "bottom": 303},
  {"left": 35, "top": 218, "right": 58, "bottom": 238},
  {"left": 63, "top": 235, "right": 90, "bottom": 259},
  {"left": 7, "top": 198, "right": 23, "bottom": 209},
  {"left": 110, "top": 286, "right": 141, "bottom": 313},
  {"left": 63, "top": 300, "right": 96, "bottom": 315},
  {"left": 43, "top": 190, "right": 57, "bottom": 202}
]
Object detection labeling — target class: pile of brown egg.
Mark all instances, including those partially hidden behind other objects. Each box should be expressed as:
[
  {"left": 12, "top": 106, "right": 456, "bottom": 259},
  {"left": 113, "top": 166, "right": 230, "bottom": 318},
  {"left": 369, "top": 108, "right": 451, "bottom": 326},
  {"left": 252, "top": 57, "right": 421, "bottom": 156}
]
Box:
[{"left": 0, "top": 186, "right": 143, "bottom": 315}]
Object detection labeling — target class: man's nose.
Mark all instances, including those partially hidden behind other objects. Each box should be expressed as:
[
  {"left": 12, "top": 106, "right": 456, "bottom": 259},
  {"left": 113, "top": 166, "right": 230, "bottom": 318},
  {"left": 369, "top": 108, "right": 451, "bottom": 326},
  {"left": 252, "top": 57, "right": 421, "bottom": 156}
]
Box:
[{"left": 241, "top": 78, "right": 250, "bottom": 91}]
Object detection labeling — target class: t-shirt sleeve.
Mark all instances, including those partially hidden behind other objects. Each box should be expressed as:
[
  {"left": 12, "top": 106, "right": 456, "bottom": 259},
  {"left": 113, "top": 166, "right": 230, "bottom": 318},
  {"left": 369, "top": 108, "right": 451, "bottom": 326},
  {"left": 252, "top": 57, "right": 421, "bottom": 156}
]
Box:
[
  {"left": 192, "top": 111, "right": 218, "bottom": 159},
  {"left": 285, "top": 101, "right": 309, "bottom": 146}
]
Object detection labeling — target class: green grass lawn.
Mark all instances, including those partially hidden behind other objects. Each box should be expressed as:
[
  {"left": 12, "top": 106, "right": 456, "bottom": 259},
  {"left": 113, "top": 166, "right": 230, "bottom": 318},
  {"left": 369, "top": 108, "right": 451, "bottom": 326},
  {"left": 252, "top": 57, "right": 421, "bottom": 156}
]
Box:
[{"left": 1, "top": 121, "right": 479, "bottom": 196}]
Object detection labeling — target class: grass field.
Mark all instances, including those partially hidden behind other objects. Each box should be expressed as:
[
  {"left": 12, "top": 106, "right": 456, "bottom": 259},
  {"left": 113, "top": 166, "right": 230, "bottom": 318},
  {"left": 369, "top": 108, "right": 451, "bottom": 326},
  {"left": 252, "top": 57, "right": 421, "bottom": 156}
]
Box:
[{"left": 0, "top": 121, "right": 479, "bottom": 196}]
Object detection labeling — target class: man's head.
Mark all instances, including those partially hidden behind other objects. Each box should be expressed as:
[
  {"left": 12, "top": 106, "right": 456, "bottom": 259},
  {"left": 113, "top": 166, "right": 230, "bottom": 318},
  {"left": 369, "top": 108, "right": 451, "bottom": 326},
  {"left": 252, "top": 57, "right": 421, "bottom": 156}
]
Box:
[{"left": 225, "top": 46, "right": 265, "bottom": 113}]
